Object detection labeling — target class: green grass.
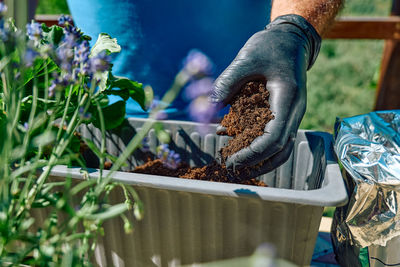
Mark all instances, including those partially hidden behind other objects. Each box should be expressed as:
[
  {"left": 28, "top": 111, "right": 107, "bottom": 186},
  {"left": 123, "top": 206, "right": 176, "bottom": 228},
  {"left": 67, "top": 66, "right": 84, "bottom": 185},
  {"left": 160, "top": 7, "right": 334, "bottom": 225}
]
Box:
[
  {"left": 36, "top": 0, "right": 69, "bottom": 14},
  {"left": 36, "top": 0, "right": 393, "bottom": 132},
  {"left": 302, "top": 0, "right": 392, "bottom": 132}
]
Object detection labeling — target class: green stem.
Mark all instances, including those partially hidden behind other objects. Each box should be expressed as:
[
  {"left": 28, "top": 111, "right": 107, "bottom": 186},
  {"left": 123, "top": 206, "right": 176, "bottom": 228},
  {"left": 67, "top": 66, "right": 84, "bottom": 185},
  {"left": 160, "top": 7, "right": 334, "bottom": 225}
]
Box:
[
  {"left": 56, "top": 83, "right": 74, "bottom": 142},
  {"left": 11, "top": 79, "right": 38, "bottom": 215},
  {"left": 94, "top": 99, "right": 106, "bottom": 180},
  {"left": 23, "top": 94, "right": 89, "bottom": 211}
]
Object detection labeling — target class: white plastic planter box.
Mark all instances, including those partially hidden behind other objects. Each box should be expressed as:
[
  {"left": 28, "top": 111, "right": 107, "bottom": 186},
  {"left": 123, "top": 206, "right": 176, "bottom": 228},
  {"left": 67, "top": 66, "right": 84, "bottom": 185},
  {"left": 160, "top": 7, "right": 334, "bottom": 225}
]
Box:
[{"left": 49, "top": 118, "right": 348, "bottom": 266}]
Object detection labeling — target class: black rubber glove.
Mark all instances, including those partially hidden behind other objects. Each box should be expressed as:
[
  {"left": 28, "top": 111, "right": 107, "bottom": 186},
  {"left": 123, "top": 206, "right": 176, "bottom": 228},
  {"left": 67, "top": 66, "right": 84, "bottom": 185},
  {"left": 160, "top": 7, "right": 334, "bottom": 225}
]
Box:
[{"left": 211, "top": 14, "right": 321, "bottom": 174}]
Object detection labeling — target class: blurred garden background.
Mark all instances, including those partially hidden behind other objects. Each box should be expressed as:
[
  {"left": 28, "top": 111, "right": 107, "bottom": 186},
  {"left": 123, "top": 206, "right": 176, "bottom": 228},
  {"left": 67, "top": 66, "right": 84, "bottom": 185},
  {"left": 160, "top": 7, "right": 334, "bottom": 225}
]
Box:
[{"left": 36, "top": 0, "right": 392, "bottom": 132}]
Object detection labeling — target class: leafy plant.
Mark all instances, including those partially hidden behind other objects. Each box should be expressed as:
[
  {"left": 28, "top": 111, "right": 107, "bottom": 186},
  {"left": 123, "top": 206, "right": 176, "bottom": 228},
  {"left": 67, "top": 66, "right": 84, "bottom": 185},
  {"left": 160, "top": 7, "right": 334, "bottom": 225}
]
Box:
[{"left": 0, "top": 11, "right": 146, "bottom": 265}]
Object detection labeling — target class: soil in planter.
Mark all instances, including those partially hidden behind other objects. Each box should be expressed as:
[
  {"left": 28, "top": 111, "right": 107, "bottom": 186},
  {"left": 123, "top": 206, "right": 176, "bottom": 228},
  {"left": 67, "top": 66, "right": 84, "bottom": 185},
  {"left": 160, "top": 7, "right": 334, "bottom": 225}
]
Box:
[
  {"left": 131, "top": 80, "right": 273, "bottom": 187},
  {"left": 133, "top": 159, "right": 267, "bottom": 186}
]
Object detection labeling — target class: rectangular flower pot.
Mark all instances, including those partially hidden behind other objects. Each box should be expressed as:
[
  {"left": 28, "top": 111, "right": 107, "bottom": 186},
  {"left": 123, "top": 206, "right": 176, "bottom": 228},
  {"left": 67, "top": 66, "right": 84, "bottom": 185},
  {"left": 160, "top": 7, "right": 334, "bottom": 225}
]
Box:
[{"left": 49, "top": 118, "right": 348, "bottom": 266}]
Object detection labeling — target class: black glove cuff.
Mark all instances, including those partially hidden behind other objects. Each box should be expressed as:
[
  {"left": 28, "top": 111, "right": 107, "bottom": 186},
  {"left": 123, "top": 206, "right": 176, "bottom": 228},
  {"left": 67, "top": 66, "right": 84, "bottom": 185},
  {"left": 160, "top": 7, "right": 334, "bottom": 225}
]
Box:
[{"left": 266, "top": 14, "right": 322, "bottom": 70}]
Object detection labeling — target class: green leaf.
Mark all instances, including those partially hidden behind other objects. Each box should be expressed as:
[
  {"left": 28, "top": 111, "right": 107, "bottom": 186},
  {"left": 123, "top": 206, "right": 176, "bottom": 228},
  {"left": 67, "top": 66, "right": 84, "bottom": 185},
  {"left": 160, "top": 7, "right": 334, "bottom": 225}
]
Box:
[
  {"left": 0, "top": 111, "right": 6, "bottom": 150},
  {"left": 0, "top": 56, "right": 10, "bottom": 72},
  {"left": 105, "top": 74, "right": 146, "bottom": 110},
  {"left": 20, "top": 218, "right": 35, "bottom": 231},
  {"left": 91, "top": 100, "right": 126, "bottom": 130},
  {"left": 32, "top": 131, "right": 56, "bottom": 147},
  {"left": 61, "top": 247, "right": 74, "bottom": 267},
  {"left": 85, "top": 203, "right": 128, "bottom": 221},
  {"left": 21, "top": 57, "right": 59, "bottom": 93},
  {"left": 41, "top": 24, "right": 64, "bottom": 46},
  {"left": 144, "top": 85, "right": 154, "bottom": 110},
  {"left": 98, "top": 70, "right": 110, "bottom": 92},
  {"left": 71, "top": 179, "right": 97, "bottom": 195},
  {"left": 91, "top": 33, "right": 121, "bottom": 57}
]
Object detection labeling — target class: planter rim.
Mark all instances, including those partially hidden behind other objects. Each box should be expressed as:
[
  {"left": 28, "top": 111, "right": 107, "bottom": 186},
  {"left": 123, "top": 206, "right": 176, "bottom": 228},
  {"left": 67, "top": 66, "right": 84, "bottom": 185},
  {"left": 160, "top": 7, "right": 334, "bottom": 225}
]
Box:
[{"left": 49, "top": 162, "right": 347, "bottom": 207}]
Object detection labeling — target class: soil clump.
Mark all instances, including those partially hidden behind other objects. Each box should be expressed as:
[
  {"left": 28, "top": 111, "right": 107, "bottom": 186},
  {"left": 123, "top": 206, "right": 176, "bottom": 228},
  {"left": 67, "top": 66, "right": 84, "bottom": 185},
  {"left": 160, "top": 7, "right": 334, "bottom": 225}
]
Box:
[{"left": 219, "top": 80, "right": 274, "bottom": 159}]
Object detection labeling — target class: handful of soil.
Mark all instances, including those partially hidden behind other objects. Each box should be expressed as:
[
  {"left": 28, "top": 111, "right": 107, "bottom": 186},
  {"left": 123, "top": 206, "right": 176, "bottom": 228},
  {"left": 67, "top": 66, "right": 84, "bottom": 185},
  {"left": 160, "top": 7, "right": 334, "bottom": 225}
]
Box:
[
  {"left": 132, "top": 80, "right": 274, "bottom": 186},
  {"left": 219, "top": 81, "right": 274, "bottom": 159}
]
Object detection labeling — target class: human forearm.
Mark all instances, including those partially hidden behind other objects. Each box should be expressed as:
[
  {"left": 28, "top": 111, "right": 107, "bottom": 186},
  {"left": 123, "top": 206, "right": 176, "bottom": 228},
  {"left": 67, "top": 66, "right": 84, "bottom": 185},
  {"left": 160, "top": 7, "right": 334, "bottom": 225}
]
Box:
[{"left": 270, "top": 0, "right": 344, "bottom": 35}]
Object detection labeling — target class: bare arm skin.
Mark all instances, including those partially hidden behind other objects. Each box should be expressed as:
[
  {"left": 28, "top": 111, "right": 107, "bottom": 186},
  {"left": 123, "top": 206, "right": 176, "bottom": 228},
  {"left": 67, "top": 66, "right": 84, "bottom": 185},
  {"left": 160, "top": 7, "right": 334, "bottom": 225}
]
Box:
[{"left": 270, "top": 0, "right": 344, "bottom": 35}]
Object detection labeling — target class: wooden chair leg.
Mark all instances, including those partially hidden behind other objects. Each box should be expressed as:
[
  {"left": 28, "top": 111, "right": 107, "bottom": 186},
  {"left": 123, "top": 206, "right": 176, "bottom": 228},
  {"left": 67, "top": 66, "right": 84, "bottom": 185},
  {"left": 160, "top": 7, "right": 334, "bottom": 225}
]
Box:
[
  {"left": 375, "top": 0, "right": 400, "bottom": 111},
  {"left": 375, "top": 39, "right": 400, "bottom": 110}
]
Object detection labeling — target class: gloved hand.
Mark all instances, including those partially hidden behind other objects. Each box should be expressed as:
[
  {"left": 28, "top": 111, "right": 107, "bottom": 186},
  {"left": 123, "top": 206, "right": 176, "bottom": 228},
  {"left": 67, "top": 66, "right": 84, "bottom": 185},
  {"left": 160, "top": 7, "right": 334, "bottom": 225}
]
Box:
[{"left": 211, "top": 14, "right": 321, "bottom": 174}]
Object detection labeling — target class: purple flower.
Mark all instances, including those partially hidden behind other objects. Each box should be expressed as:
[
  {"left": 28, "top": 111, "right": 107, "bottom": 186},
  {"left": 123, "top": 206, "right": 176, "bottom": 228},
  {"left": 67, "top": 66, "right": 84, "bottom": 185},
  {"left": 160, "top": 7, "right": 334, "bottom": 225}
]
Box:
[
  {"left": 73, "top": 41, "right": 91, "bottom": 75},
  {"left": 62, "top": 31, "right": 78, "bottom": 48},
  {"left": 188, "top": 96, "right": 219, "bottom": 124},
  {"left": 74, "top": 41, "right": 90, "bottom": 64},
  {"left": 48, "top": 75, "right": 71, "bottom": 97},
  {"left": 141, "top": 137, "right": 150, "bottom": 152},
  {"left": 58, "top": 15, "right": 73, "bottom": 26},
  {"left": 26, "top": 22, "right": 42, "bottom": 41},
  {"left": 23, "top": 122, "right": 29, "bottom": 130},
  {"left": 155, "top": 110, "right": 168, "bottom": 120},
  {"left": 147, "top": 99, "right": 169, "bottom": 120},
  {"left": 64, "top": 25, "right": 83, "bottom": 40},
  {"left": 184, "top": 77, "right": 214, "bottom": 101},
  {"left": 182, "top": 49, "right": 214, "bottom": 78},
  {"left": 24, "top": 48, "right": 39, "bottom": 66},
  {"left": 90, "top": 51, "right": 111, "bottom": 73},
  {"left": 0, "top": 3, "right": 7, "bottom": 17},
  {"left": 56, "top": 43, "right": 74, "bottom": 72},
  {"left": 156, "top": 144, "right": 181, "bottom": 169}
]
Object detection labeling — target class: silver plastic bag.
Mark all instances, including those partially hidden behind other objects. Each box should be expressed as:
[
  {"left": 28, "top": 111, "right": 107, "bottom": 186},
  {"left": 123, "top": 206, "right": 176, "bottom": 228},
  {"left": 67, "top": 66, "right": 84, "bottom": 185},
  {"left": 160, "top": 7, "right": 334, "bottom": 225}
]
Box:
[{"left": 332, "top": 110, "right": 400, "bottom": 267}]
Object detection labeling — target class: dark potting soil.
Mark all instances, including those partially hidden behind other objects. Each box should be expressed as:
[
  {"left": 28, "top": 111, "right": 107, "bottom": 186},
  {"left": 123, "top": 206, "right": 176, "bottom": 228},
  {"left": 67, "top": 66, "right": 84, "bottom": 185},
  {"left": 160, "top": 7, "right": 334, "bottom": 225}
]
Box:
[
  {"left": 219, "top": 81, "right": 274, "bottom": 159},
  {"left": 133, "top": 159, "right": 267, "bottom": 186},
  {"left": 131, "top": 81, "right": 273, "bottom": 187}
]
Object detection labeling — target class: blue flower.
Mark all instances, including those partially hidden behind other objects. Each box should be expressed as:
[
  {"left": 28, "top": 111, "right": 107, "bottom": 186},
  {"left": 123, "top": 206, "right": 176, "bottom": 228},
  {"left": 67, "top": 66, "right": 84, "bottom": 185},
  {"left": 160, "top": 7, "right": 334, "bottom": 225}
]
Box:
[
  {"left": 26, "top": 22, "right": 42, "bottom": 41},
  {"left": 58, "top": 15, "right": 73, "bottom": 26},
  {"left": 156, "top": 144, "right": 181, "bottom": 169},
  {"left": 182, "top": 49, "right": 214, "bottom": 78}
]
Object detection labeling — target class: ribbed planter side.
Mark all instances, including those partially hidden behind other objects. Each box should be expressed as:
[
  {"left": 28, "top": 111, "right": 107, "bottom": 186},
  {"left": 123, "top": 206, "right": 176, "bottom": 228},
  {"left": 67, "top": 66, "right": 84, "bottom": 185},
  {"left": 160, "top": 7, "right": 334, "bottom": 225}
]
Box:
[{"left": 92, "top": 186, "right": 323, "bottom": 267}]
